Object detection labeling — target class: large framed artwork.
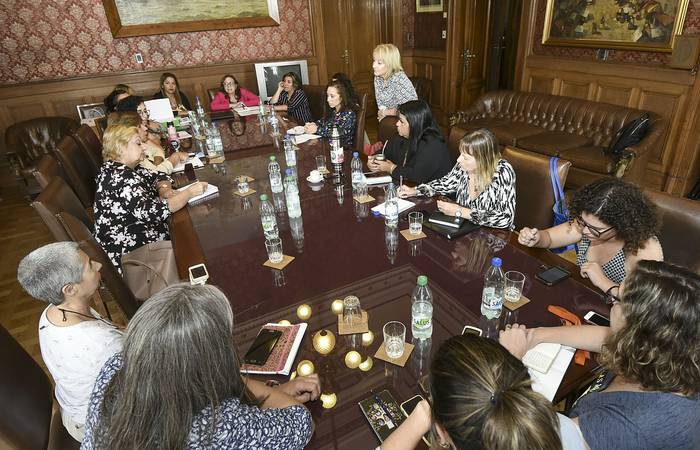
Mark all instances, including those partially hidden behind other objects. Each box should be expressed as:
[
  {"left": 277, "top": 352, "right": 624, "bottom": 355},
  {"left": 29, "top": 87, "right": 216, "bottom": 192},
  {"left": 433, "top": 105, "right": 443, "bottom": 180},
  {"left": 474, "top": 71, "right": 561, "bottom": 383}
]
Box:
[
  {"left": 542, "top": 0, "right": 690, "bottom": 52},
  {"left": 103, "top": 0, "right": 280, "bottom": 37}
]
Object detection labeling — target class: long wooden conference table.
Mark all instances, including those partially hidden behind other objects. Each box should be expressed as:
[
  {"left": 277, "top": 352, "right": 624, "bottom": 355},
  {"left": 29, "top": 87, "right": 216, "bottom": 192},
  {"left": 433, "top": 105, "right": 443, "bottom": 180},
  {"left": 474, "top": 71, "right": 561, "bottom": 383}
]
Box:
[{"left": 169, "top": 114, "right": 608, "bottom": 449}]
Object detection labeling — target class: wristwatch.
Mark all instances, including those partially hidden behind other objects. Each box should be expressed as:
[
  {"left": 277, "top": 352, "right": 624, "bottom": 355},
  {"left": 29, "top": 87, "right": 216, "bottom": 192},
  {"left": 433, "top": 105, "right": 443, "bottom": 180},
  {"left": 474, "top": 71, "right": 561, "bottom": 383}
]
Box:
[{"left": 455, "top": 208, "right": 462, "bottom": 219}]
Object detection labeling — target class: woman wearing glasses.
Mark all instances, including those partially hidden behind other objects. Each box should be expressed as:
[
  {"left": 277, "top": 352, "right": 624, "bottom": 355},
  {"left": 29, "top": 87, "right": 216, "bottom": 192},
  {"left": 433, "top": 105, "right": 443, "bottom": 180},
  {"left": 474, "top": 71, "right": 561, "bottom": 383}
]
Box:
[
  {"left": 210, "top": 74, "right": 259, "bottom": 112},
  {"left": 518, "top": 178, "right": 662, "bottom": 294},
  {"left": 500, "top": 261, "right": 700, "bottom": 450}
]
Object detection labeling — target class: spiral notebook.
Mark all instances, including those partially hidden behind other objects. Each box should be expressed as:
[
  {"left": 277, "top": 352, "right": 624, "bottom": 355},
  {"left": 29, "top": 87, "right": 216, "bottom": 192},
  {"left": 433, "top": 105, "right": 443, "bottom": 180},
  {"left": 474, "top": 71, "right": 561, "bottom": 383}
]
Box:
[{"left": 240, "top": 323, "right": 307, "bottom": 375}]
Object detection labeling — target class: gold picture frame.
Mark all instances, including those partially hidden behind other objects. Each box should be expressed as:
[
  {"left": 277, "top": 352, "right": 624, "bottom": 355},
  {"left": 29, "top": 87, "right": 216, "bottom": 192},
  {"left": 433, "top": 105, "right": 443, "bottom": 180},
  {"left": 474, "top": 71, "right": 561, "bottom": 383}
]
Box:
[
  {"left": 102, "top": 0, "right": 280, "bottom": 38},
  {"left": 542, "top": 0, "right": 689, "bottom": 52},
  {"left": 416, "top": 0, "right": 444, "bottom": 13}
]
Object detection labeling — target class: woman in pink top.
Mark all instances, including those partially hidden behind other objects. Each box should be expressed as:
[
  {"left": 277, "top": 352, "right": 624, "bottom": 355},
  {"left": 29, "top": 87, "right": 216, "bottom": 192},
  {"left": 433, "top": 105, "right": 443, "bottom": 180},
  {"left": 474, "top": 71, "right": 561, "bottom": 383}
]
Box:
[{"left": 210, "top": 74, "right": 260, "bottom": 111}]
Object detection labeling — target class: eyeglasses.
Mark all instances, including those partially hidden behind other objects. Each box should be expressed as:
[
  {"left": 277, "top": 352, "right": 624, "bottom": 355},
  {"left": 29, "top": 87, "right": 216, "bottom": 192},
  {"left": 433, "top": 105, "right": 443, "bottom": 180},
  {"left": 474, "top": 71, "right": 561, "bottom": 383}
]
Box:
[
  {"left": 223, "top": 82, "right": 236, "bottom": 87},
  {"left": 576, "top": 217, "right": 614, "bottom": 238}
]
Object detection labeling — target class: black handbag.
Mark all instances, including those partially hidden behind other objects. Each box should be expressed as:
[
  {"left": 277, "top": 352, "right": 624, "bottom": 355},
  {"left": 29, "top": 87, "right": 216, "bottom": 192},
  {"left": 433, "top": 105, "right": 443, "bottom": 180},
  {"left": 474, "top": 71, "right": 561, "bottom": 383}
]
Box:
[{"left": 605, "top": 113, "right": 650, "bottom": 158}]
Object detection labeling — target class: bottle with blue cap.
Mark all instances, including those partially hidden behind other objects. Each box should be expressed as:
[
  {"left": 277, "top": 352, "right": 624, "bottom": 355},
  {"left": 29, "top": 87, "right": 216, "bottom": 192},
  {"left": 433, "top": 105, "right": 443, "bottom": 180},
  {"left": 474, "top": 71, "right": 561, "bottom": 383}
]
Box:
[{"left": 481, "top": 257, "right": 505, "bottom": 319}]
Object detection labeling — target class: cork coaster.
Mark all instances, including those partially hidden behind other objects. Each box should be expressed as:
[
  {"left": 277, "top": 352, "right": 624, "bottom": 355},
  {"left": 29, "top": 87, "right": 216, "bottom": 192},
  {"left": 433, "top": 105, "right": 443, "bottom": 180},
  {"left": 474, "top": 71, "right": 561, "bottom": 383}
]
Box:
[
  {"left": 353, "top": 194, "right": 375, "bottom": 204},
  {"left": 233, "top": 188, "right": 257, "bottom": 197},
  {"left": 400, "top": 229, "right": 427, "bottom": 241},
  {"left": 337, "top": 310, "right": 370, "bottom": 335},
  {"left": 262, "top": 254, "right": 295, "bottom": 269},
  {"left": 504, "top": 294, "right": 531, "bottom": 311},
  {"left": 318, "top": 167, "right": 331, "bottom": 175},
  {"left": 374, "top": 341, "right": 415, "bottom": 367},
  {"left": 237, "top": 175, "right": 255, "bottom": 182}
]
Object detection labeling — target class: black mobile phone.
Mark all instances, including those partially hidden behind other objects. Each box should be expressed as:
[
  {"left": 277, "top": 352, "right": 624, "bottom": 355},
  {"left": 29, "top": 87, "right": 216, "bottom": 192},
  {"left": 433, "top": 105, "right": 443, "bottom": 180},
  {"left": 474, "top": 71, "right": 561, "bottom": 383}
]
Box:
[
  {"left": 243, "top": 328, "right": 283, "bottom": 366},
  {"left": 400, "top": 395, "right": 431, "bottom": 446},
  {"left": 584, "top": 311, "right": 611, "bottom": 327},
  {"left": 184, "top": 162, "right": 196, "bottom": 182},
  {"left": 535, "top": 266, "right": 571, "bottom": 286}
]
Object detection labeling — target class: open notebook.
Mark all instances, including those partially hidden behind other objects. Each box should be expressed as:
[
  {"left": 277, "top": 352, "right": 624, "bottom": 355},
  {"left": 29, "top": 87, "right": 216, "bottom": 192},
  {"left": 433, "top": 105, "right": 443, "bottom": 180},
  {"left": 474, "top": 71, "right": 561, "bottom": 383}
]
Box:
[
  {"left": 176, "top": 183, "right": 219, "bottom": 205},
  {"left": 527, "top": 344, "right": 576, "bottom": 401}
]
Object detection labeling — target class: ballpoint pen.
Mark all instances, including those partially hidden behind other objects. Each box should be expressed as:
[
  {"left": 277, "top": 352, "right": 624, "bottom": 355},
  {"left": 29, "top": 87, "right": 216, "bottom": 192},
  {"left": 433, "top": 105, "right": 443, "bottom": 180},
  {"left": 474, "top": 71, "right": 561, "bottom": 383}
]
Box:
[{"left": 370, "top": 389, "right": 396, "bottom": 427}]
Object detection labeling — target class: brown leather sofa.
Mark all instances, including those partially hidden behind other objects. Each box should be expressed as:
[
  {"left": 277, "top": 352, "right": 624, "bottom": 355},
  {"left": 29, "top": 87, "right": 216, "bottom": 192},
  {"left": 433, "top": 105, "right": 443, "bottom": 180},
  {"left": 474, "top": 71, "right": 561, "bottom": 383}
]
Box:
[{"left": 448, "top": 91, "right": 667, "bottom": 189}]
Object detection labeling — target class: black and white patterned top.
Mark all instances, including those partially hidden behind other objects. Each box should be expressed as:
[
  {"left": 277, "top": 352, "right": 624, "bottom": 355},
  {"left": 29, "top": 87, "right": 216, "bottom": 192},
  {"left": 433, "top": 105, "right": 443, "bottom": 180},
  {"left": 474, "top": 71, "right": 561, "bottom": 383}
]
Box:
[
  {"left": 275, "top": 89, "right": 313, "bottom": 124},
  {"left": 416, "top": 159, "right": 516, "bottom": 230},
  {"left": 314, "top": 109, "right": 356, "bottom": 147},
  {"left": 374, "top": 71, "right": 418, "bottom": 109},
  {"left": 576, "top": 236, "right": 627, "bottom": 284},
  {"left": 94, "top": 160, "right": 171, "bottom": 273},
  {"left": 80, "top": 354, "right": 313, "bottom": 450}
]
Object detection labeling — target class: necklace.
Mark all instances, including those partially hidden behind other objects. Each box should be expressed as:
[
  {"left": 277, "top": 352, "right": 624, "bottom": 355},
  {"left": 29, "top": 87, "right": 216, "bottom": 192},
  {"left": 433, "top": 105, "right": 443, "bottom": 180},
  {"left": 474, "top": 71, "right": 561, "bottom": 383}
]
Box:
[{"left": 57, "top": 307, "right": 117, "bottom": 328}]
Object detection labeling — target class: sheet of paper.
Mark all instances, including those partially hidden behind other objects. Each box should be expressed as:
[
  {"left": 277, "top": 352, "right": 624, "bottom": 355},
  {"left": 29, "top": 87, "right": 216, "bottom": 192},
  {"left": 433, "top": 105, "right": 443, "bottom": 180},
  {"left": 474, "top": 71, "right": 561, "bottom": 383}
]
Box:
[
  {"left": 529, "top": 345, "right": 575, "bottom": 402},
  {"left": 172, "top": 156, "right": 204, "bottom": 173},
  {"left": 177, "top": 130, "right": 192, "bottom": 139},
  {"left": 144, "top": 98, "right": 174, "bottom": 122},
  {"left": 371, "top": 198, "right": 415, "bottom": 216},
  {"left": 292, "top": 133, "right": 321, "bottom": 145},
  {"left": 364, "top": 174, "right": 393, "bottom": 185}
]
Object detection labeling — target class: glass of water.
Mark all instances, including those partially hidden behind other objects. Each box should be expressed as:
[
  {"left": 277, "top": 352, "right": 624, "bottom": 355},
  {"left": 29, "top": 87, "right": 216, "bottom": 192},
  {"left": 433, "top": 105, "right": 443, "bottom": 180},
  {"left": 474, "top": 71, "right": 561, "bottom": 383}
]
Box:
[
  {"left": 504, "top": 271, "right": 525, "bottom": 303},
  {"left": 408, "top": 212, "right": 423, "bottom": 235},
  {"left": 343, "top": 295, "right": 362, "bottom": 327},
  {"left": 265, "top": 237, "right": 283, "bottom": 263},
  {"left": 383, "top": 321, "right": 406, "bottom": 359},
  {"left": 355, "top": 181, "right": 368, "bottom": 200},
  {"left": 237, "top": 176, "right": 249, "bottom": 194},
  {"left": 315, "top": 154, "right": 327, "bottom": 173}
]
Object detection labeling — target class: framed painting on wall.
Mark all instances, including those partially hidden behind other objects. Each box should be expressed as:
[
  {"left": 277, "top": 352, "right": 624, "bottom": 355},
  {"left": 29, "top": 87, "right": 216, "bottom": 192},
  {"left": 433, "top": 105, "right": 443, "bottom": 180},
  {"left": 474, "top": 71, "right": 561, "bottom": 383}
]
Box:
[
  {"left": 416, "top": 0, "right": 444, "bottom": 13},
  {"left": 103, "top": 0, "right": 280, "bottom": 37},
  {"left": 542, "top": 0, "right": 689, "bottom": 52}
]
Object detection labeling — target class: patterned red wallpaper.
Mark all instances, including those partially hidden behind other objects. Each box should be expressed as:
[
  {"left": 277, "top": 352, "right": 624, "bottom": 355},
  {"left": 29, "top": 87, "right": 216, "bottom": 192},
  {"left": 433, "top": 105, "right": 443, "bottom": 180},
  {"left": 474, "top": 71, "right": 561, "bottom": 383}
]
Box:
[
  {"left": 0, "top": 0, "right": 313, "bottom": 86},
  {"left": 532, "top": 0, "right": 700, "bottom": 66}
]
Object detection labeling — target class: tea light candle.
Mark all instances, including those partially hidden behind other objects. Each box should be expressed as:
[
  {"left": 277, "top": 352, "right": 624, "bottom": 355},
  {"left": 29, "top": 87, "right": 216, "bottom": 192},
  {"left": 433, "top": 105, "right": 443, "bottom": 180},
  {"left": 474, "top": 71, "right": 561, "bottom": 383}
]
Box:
[
  {"left": 361, "top": 331, "right": 374, "bottom": 346},
  {"left": 359, "top": 356, "right": 374, "bottom": 372},
  {"left": 320, "top": 392, "right": 337, "bottom": 409},
  {"left": 289, "top": 371, "right": 297, "bottom": 380},
  {"left": 277, "top": 319, "right": 291, "bottom": 326},
  {"left": 296, "top": 304, "right": 312, "bottom": 321},
  {"left": 297, "top": 360, "right": 315, "bottom": 376},
  {"left": 330, "top": 299, "right": 344, "bottom": 315},
  {"left": 312, "top": 330, "right": 336, "bottom": 355},
  {"left": 344, "top": 350, "right": 362, "bottom": 369}
]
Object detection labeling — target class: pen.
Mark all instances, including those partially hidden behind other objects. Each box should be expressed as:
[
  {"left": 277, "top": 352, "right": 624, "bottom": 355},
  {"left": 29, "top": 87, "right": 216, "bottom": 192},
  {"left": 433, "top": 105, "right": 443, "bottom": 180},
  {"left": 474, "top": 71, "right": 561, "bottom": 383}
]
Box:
[
  {"left": 399, "top": 176, "right": 403, "bottom": 188},
  {"left": 381, "top": 140, "right": 388, "bottom": 156},
  {"left": 370, "top": 389, "right": 396, "bottom": 427}
]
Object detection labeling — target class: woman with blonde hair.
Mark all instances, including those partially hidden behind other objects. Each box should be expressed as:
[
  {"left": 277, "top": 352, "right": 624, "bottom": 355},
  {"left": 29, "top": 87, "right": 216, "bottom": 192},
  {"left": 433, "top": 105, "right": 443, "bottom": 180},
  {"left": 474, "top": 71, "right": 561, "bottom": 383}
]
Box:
[
  {"left": 399, "top": 128, "right": 516, "bottom": 229},
  {"left": 94, "top": 123, "right": 206, "bottom": 271},
  {"left": 381, "top": 333, "right": 585, "bottom": 449},
  {"left": 372, "top": 43, "right": 417, "bottom": 121},
  {"left": 152, "top": 72, "right": 191, "bottom": 113}
]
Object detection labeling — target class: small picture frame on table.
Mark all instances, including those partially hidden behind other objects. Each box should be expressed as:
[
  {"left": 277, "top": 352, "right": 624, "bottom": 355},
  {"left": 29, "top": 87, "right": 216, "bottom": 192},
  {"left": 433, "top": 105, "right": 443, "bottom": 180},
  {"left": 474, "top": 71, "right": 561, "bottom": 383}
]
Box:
[{"left": 76, "top": 103, "right": 107, "bottom": 126}]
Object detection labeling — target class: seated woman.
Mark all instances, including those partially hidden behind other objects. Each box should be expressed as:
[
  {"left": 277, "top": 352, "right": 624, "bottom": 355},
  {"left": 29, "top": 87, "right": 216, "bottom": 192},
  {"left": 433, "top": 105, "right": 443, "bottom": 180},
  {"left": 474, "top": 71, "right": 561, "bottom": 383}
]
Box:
[
  {"left": 331, "top": 72, "right": 361, "bottom": 111},
  {"left": 152, "top": 72, "right": 191, "bottom": 114},
  {"left": 501, "top": 260, "right": 700, "bottom": 450},
  {"left": 367, "top": 100, "right": 452, "bottom": 184},
  {"left": 271, "top": 71, "right": 313, "bottom": 124},
  {"left": 210, "top": 74, "right": 259, "bottom": 111},
  {"left": 399, "top": 129, "right": 516, "bottom": 230},
  {"left": 518, "top": 178, "right": 662, "bottom": 293},
  {"left": 381, "top": 333, "right": 585, "bottom": 450},
  {"left": 372, "top": 43, "right": 417, "bottom": 121},
  {"left": 82, "top": 283, "right": 320, "bottom": 450},
  {"left": 94, "top": 123, "right": 207, "bottom": 272},
  {"left": 17, "top": 242, "right": 123, "bottom": 443},
  {"left": 103, "top": 84, "right": 133, "bottom": 114},
  {"left": 303, "top": 79, "right": 357, "bottom": 147}
]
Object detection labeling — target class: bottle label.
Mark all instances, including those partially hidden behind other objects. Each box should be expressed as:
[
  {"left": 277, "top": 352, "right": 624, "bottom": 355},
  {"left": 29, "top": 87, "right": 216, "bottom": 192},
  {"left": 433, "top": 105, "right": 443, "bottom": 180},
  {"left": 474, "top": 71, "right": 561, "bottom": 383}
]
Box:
[{"left": 482, "top": 287, "right": 502, "bottom": 309}]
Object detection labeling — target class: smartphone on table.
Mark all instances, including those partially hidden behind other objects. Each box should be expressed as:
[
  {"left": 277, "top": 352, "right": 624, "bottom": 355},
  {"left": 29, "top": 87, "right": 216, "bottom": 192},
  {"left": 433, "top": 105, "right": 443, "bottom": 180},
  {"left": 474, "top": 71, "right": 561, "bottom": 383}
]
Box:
[
  {"left": 243, "top": 328, "right": 283, "bottom": 366},
  {"left": 535, "top": 266, "right": 570, "bottom": 286},
  {"left": 584, "top": 311, "right": 610, "bottom": 327},
  {"left": 400, "top": 394, "right": 431, "bottom": 446}
]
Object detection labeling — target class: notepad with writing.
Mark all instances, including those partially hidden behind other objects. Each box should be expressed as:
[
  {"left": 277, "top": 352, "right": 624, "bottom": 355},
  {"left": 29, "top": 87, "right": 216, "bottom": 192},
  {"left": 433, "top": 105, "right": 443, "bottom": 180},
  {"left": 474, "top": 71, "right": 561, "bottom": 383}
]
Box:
[
  {"left": 528, "top": 345, "right": 576, "bottom": 401},
  {"left": 177, "top": 183, "right": 219, "bottom": 205},
  {"left": 240, "top": 323, "right": 307, "bottom": 375}
]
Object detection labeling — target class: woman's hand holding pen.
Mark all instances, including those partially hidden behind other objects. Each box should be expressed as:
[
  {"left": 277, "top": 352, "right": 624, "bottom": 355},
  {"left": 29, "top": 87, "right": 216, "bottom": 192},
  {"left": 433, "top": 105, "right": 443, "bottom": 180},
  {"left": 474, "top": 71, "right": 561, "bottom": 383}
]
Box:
[{"left": 398, "top": 185, "right": 416, "bottom": 198}]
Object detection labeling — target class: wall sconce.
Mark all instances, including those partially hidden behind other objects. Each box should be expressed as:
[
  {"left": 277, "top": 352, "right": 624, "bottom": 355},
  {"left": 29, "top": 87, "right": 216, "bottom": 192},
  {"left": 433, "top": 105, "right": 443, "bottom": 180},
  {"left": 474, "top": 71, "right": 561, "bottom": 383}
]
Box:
[
  {"left": 296, "top": 304, "right": 312, "bottom": 321},
  {"left": 344, "top": 350, "right": 362, "bottom": 369},
  {"left": 312, "top": 330, "right": 336, "bottom": 355}
]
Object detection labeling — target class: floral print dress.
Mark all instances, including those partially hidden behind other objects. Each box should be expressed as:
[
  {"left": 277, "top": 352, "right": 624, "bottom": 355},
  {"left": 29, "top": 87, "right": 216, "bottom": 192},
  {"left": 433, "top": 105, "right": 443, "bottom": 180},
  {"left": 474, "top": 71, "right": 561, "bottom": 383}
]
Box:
[
  {"left": 314, "top": 109, "right": 357, "bottom": 147},
  {"left": 93, "top": 160, "right": 171, "bottom": 272}
]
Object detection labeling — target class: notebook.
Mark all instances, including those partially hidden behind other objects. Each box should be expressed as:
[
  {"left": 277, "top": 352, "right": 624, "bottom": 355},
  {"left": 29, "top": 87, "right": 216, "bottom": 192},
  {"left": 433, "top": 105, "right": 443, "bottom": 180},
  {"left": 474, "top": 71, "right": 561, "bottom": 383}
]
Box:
[
  {"left": 358, "top": 390, "right": 405, "bottom": 442},
  {"left": 523, "top": 342, "right": 562, "bottom": 373},
  {"left": 428, "top": 211, "right": 465, "bottom": 229},
  {"left": 364, "top": 174, "right": 393, "bottom": 185},
  {"left": 371, "top": 198, "right": 415, "bottom": 216},
  {"left": 177, "top": 183, "right": 219, "bottom": 205},
  {"left": 529, "top": 345, "right": 576, "bottom": 401},
  {"left": 240, "top": 323, "right": 307, "bottom": 375}
]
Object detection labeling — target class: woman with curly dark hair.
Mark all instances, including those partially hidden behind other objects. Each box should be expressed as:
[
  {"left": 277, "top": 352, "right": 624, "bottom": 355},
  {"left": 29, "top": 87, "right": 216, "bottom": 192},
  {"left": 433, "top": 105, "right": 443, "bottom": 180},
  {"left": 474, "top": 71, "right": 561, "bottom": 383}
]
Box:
[
  {"left": 500, "top": 260, "right": 700, "bottom": 449},
  {"left": 518, "top": 178, "right": 662, "bottom": 293}
]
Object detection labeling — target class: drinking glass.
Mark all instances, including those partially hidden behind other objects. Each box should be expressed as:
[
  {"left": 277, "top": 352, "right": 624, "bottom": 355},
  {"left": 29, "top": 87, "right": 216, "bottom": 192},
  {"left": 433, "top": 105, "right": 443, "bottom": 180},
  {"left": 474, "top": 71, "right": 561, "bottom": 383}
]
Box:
[
  {"left": 237, "top": 177, "right": 249, "bottom": 194},
  {"left": 355, "top": 182, "right": 368, "bottom": 200},
  {"left": 408, "top": 212, "right": 423, "bottom": 235},
  {"left": 343, "top": 295, "right": 362, "bottom": 327},
  {"left": 504, "top": 271, "right": 525, "bottom": 303},
  {"left": 265, "top": 238, "right": 283, "bottom": 263},
  {"left": 315, "top": 155, "right": 327, "bottom": 173},
  {"left": 383, "top": 321, "right": 406, "bottom": 359}
]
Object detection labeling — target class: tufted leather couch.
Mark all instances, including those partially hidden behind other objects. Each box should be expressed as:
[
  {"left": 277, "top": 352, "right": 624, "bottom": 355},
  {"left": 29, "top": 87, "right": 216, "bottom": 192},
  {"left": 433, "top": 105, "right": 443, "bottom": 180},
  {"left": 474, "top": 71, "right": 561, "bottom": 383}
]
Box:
[
  {"left": 448, "top": 91, "right": 667, "bottom": 189},
  {"left": 5, "top": 117, "right": 80, "bottom": 194}
]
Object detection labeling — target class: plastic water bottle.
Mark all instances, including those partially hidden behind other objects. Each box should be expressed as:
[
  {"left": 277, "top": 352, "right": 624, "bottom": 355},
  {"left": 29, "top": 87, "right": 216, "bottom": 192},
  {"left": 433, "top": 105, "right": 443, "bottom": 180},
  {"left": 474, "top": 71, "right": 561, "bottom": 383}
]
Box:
[
  {"left": 411, "top": 275, "right": 433, "bottom": 339},
  {"left": 211, "top": 125, "right": 223, "bottom": 157},
  {"left": 268, "top": 155, "right": 283, "bottom": 193},
  {"left": 351, "top": 152, "right": 363, "bottom": 187},
  {"left": 284, "top": 168, "right": 302, "bottom": 218},
  {"left": 259, "top": 194, "right": 278, "bottom": 240},
  {"left": 284, "top": 134, "right": 296, "bottom": 166},
  {"left": 195, "top": 96, "right": 205, "bottom": 119},
  {"left": 481, "top": 257, "right": 505, "bottom": 319},
  {"left": 384, "top": 183, "right": 399, "bottom": 227},
  {"left": 258, "top": 98, "right": 265, "bottom": 117}
]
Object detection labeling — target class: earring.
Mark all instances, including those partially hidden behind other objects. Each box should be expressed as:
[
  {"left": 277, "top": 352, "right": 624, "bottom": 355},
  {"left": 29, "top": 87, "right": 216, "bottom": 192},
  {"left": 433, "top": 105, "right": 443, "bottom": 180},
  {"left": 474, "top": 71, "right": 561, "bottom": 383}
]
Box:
[{"left": 438, "top": 440, "right": 450, "bottom": 449}]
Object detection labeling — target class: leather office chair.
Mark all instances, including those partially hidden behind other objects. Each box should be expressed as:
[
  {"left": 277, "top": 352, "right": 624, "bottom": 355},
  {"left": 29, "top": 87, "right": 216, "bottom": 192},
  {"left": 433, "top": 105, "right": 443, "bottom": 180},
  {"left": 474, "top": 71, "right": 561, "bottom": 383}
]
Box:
[
  {"left": 378, "top": 116, "right": 399, "bottom": 143},
  {"left": 304, "top": 84, "right": 327, "bottom": 121},
  {"left": 410, "top": 76, "right": 432, "bottom": 103},
  {"left": 31, "top": 177, "right": 93, "bottom": 242},
  {"left": 353, "top": 92, "right": 369, "bottom": 154},
  {"left": 93, "top": 116, "right": 107, "bottom": 140},
  {"left": 0, "top": 323, "right": 80, "bottom": 450},
  {"left": 53, "top": 135, "right": 97, "bottom": 208},
  {"left": 644, "top": 189, "right": 700, "bottom": 274},
  {"left": 71, "top": 125, "right": 102, "bottom": 173},
  {"left": 502, "top": 147, "right": 572, "bottom": 231},
  {"left": 32, "top": 154, "right": 68, "bottom": 190}
]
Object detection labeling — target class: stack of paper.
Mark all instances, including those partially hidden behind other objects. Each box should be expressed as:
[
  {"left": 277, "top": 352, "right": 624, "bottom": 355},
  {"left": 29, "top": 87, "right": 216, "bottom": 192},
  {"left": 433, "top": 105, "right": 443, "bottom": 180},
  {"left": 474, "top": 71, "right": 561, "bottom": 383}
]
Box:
[
  {"left": 371, "top": 198, "right": 415, "bottom": 216},
  {"left": 292, "top": 133, "right": 321, "bottom": 145},
  {"left": 364, "top": 174, "right": 393, "bottom": 185},
  {"left": 176, "top": 183, "right": 219, "bottom": 205},
  {"left": 234, "top": 106, "right": 259, "bottom": 116}
]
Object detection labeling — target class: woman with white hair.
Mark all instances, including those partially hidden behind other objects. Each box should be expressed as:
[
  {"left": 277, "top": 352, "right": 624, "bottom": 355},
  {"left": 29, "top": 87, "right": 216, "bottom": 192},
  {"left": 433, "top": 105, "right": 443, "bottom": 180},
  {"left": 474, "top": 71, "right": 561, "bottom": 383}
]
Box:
[
  {"left": 17, "top": 242, "right": 123, "bottom": 442},
  {"left": 372, "top": 43, "right": 418, "bottom": 121}
]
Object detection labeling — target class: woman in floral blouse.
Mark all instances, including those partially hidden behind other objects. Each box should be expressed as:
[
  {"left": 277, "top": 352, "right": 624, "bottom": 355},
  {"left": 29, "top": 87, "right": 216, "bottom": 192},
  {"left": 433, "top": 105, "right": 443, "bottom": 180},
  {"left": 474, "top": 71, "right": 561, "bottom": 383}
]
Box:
[
  {"left": 303, "top": 79, "right": 357, "bottom": 147},
  {"left": 399, "top": 128, "right": 516, "bottom": 230},
  {"left": 93, "top": 123, "right": 207, "bottom": 272},
  {"left": 373, "top": 43, "right": 417, "bottom": 121}
]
